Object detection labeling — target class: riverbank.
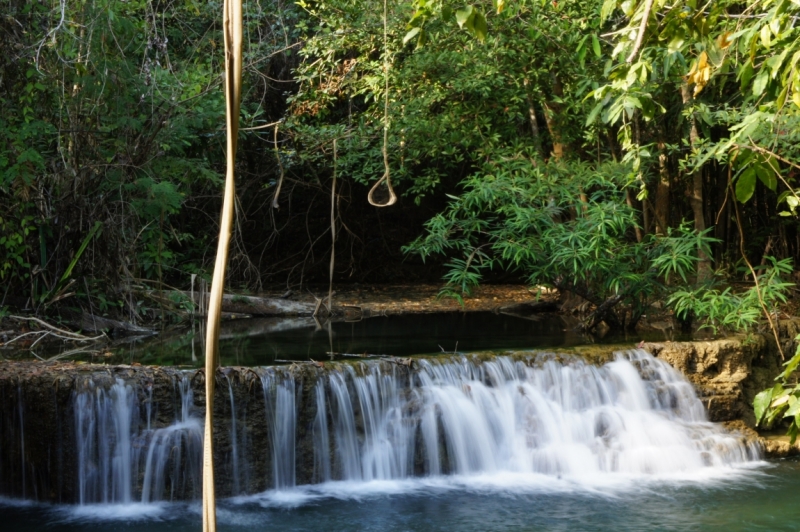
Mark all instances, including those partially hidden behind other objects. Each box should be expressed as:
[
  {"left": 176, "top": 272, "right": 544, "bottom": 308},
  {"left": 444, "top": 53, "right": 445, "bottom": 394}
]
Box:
[{"left": 0, "top": 284, "right": 557, "bottom": 346}]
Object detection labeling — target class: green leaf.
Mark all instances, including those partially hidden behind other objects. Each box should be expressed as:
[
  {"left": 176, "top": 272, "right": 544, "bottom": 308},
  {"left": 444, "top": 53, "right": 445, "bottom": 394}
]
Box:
[
  {"left": 472, "top": 10, "right": 488, "bottom": 42},
  {"left": 592, "top": 34, "right": 601, "bottom": 57},
  {"left": 600, "top": 0, "right": 616, "bottom": 21},
  {"left": 403, "top": 27, "right": 421, "bottom": 45},
  {"left": 780, "top": 343, "right": 800, "bottom": 380},
  {"left": 586, "top": 101, "right": 604, "bottom": 126},
  {"left": 753, "top": 69, "right": 769, "bottom": 97},
  {"left": 455, "top": 5, "right": 474, "bottom": 28},
  {"left": 760, "top": 23, "right": 772, "bottom": 49},
  {"left": 755, "top": 163, "right": 777, "bottom": 191},
  {"left": 776, "top": 84, "right": 788, "bottom": 109},
  {"left": 754, "top": 388, "right": 774, "bottom": 425},
  {"left": 735, "top": 167, "right": 756, "bottom": 203},
  {"left": 739, "top": 61, "right": 754, "bottom": 91},
  {"left": 785, "top": 395, "right": 800, "bottom": 418}
]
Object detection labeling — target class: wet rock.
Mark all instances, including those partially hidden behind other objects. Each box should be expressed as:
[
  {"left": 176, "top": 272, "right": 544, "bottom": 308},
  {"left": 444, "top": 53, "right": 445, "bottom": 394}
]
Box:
[
  {"left": 758, "top": 436, "right": 800, "bottom": 458},
  {"left": 643, "top": 336, "right": 782, "bottom": 425}
]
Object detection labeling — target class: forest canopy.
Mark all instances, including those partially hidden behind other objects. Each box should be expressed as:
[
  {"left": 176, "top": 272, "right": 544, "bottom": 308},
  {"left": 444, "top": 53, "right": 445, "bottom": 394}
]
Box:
[{"left": 1, "top": 0, "right": 800, "bottom": 337}]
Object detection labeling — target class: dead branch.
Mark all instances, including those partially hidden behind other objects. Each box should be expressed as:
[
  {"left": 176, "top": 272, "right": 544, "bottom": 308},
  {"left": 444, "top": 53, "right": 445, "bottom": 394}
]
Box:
[{"left": 8, "top": 315, "right": 104, "bottom": 340}]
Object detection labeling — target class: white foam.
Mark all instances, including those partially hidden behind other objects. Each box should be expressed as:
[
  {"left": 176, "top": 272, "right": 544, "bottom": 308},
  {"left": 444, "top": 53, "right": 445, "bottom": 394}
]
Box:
[
  {"left": 60, "top": 502, "right": 171, "bottom": 521},
  {"left": 230, "top": 463, "right": 769, "bottom": 510},
  {"left": 0, "top": 496, "right": 38, "bottom": 507}
]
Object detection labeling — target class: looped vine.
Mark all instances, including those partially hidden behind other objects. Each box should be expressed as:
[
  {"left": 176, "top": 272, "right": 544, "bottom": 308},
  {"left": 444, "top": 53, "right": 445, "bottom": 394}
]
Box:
[{"left": 367, "top": 0, "right": 396, "bottom": 207}]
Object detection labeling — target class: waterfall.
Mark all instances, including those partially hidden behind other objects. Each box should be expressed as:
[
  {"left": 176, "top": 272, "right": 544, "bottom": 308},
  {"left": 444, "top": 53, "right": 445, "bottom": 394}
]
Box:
[
  {"left": 312, "top": 379, "right": 332, "bottom": 483},
  {"left": 139, "top": 376, "right": 202, "bottom": 503},
  {"left": 224, "top": 374, "right": 241, "bottom": 495},
  {"left": 16, "top": 384, "right": 26, "bottom": 499},
  {"left": 261, "top": 371, "right": 297, "bottom": 489},
  {"left": 311, "top": 349, "right": 759, "bottom": 480},
  {"left": 52, "top": 348, "right": 761, "bottom": 504},
  {"left": 74, "top": 375, "right": 202, "bottom": 504},
  {"left": 74, "top": 379, "right": 136, "bottom": 504}
]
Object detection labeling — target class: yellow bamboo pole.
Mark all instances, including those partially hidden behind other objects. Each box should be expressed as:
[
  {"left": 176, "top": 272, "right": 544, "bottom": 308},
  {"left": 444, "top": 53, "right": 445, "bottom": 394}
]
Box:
[{"left": 202, "top": 0, "right": 242, "bottom": 528}]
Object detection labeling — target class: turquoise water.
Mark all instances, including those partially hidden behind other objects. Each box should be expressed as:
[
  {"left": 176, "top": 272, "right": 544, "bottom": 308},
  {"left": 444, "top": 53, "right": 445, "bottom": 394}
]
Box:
[{"left": 3, "top": 460, "right": 800, "bottom": 531}]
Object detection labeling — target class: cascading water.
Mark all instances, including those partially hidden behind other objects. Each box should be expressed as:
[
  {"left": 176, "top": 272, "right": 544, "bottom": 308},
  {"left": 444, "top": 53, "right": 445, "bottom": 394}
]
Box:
[
  {"left": 10, "top": 348, "right": 760, "bottom": 506},
  {"left": 74, "top": 375, "right": 202, "bottom": 504},
  {"left": 16, "top": 384, "right": 26, "bottom": 499},
  {"left": 310, "top": 349, "right": 758, "bottom": 482},
  {"left": 139, "top": 376, "right": 202, "bottom": 502},
  {"left": 74, "top": 378, "right": 136, "bottom": 504},
  {"left": 224, "top": 374, "right": 241, "bottom": 495},
  {"left": 261, "top": 372, "right": 297, "bottom": 489}
]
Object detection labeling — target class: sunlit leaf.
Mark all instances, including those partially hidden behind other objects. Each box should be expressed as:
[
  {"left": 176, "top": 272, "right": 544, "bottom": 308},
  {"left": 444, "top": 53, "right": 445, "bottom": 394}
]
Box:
[
  {"left": 455, "top": 5, "right": 474, "bottom": 28},
  {"left": 753, "top": 68, "right": 769, "bottom": 97},
  {"left": 403, "top": 27, "right": 421, "bottom": 45},
  {"left": 754, "top": 388, "right": 774, "bottom": 425}
]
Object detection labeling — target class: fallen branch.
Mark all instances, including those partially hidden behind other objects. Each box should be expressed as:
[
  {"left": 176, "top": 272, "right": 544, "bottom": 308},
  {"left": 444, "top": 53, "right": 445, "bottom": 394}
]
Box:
[
  {"left": 47, "top": 346, "right": 105, "bottom": 361},
  {"left": 328, "top": 352, "right": 387, "bottom": 358},
  {"left": 3, "top": 315, "right": 107, "bottom": 348},
  {"left": 2, "top": 330, "right": 48, "bottom": 346},
  {"left": 8, "top": 315, "right": 105, "bottom": 341}
]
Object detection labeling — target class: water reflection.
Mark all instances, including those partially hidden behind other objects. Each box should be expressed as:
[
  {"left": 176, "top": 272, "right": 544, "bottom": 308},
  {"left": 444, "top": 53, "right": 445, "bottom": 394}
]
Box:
[{"left": 116, "top": 312, "right": 587, "bottom": 366}]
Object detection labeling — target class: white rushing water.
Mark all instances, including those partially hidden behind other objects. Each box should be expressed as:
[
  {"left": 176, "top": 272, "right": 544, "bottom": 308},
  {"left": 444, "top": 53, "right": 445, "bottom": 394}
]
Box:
[
  {"left": 74, "top": 375, "right": 202, "bottom": 504},
  {"left": 69, "top": 349, "right": 760, "bottom": 507},
  {"left": 310, "top": 349, "right": 758, "bottom": 483}
]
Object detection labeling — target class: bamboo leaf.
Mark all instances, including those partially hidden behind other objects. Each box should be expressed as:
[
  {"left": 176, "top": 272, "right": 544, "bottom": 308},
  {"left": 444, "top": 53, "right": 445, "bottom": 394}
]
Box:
[{"left": 592, "top": 34, "right": 601, "bottom": 57}]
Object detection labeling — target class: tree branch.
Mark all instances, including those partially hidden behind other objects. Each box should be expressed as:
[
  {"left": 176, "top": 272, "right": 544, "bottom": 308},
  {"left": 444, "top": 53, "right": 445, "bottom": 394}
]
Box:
[{"left": 626, "top": 0, "right": 654, "bottom": 64}]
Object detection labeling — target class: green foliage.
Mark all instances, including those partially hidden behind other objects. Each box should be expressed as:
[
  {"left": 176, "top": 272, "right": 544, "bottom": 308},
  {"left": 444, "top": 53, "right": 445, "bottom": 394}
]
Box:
[
  {"left": 290, "top": 0, "right": 607, "bottom": 201},
  {"left": 0, "top": 0, "right": 299, "bottom": 306},
  {"left": 0, "top": 213, "right": 34, "bottom": 283},
  {"left": 668, "top": 257, "right": 793, "bottom": 334},
  {"left": 755, "top": 337, "right": 800, "bottom": 444},
  {"left": 405, "top": 156, "right": 716, "bottom": 329},
  {"left": 595, "top": 0, "right": 800, "bottom": 205},
  {"left": 2, "top": 0, "right": 799, "bottom": 340}
]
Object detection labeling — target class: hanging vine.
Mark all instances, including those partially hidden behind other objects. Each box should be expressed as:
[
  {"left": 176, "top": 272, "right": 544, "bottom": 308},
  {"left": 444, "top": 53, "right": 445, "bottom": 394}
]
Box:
[{"left": 367, "top": 0, "right": 397, "bottom": 207}]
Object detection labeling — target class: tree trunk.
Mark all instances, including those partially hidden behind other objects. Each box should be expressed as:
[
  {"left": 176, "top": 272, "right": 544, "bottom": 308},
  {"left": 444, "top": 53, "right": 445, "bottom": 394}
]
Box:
[
  {"left": 654, "top": 140, "right": 670, "bottom": 235},
  {"left": 626, "top": 189, "right": 644, "bottom": 242},
  {"left": 680, "top": 84, "right": 711, "bottom": 279},
  {"left": 543, "top": 73, "right": 566, "bottom": 160},
  {"left": 523, "top": 77, "right": 542, "bottom": 156}
]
